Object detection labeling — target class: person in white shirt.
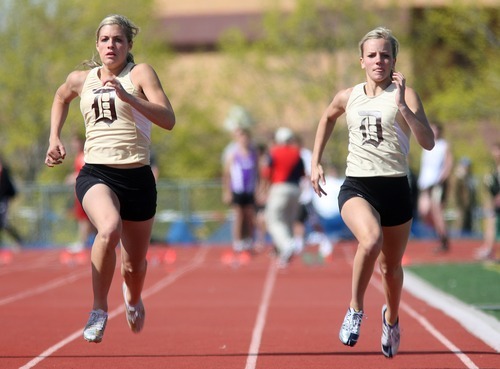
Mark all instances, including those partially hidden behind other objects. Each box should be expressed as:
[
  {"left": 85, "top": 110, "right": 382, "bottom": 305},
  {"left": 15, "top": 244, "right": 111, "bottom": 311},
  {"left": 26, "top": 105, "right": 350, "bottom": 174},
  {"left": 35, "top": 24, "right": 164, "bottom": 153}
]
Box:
[{"left": 417, "top": 123, "right": 453, "bottom": 252}]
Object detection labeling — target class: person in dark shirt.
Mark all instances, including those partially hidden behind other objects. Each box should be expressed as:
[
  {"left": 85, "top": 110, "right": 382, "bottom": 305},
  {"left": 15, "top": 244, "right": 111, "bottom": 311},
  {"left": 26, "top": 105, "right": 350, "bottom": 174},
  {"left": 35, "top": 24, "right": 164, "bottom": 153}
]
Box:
[
  {"left": 475, "top": 142, "right": 500, "bottom": 261},
  {"left": 0, "top": 157, "right": 23, "bottom": 250}
]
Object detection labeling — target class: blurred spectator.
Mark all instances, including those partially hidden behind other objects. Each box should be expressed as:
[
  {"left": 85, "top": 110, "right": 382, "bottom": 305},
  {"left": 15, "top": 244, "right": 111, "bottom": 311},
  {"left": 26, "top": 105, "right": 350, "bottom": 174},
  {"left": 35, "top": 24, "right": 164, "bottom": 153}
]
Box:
[
  {"left": 0, "top": 156, "right": 23, "bottom": 250},
  {"left": 66, "top": 134, "right": 95, "bottom": 253},
  {"left": 223, "top": 105, "right": 255, "bottom": 132},
  {"left": 263, "top": 127, "right": 304, "bottom": 267},
  {"left": 475, "top": 142, "right": 500, "bottom": 261},
  {"left": 222, "top": 127, "right": 259, "bottom": 253},
  {"left": 293, "top": 135, "right": 334, "bottom": 259},
  {"left": 417, "top": 123, "right": 454, "bottom": 252},
  {"left": 254, "top": 142, "right": 270, "bottom": 251},
  {"left": 311, "top": 163, "right": 349, "bottom": 240},
  {"left": 221, "top": 105, "right": 255, "bottom": 164},
  {"left": 407, "top": 157, "right": 419, "bottom": 219},
  {"left": 454, "top": 157, "right": 477, "bottom": 235},
  {"left": 150, "top": 150, "right": 159, "bottom": 182}
]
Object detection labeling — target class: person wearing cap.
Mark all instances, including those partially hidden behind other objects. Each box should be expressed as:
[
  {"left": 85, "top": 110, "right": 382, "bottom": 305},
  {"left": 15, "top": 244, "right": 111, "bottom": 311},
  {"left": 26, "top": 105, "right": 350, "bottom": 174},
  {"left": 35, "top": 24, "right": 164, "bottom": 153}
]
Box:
[{"left": 262, "top": 127, "right": 305, "bottom": 267}]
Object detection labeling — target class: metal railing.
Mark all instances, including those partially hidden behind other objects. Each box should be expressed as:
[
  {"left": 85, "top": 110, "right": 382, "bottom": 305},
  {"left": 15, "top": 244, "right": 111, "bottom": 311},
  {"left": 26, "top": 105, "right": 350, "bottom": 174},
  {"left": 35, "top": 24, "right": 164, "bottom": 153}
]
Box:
[
  {"left": 3, "top": 179, "right": 487, "bottom": 248},
  {"left": 5, "top": 180, "right": 229, "bottom": 248}
]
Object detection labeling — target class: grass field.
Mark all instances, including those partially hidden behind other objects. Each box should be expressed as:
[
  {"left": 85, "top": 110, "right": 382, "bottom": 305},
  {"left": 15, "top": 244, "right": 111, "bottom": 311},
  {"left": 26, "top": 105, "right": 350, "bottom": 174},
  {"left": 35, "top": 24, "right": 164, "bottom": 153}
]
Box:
[{"left": 407, "top": 261, "right": 500, "bottom": 321}]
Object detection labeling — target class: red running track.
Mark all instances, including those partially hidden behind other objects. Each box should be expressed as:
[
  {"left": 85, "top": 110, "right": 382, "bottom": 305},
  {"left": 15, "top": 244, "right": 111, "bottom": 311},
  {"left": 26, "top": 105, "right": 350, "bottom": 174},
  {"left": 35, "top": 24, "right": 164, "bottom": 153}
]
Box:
[{"left": 0, "top": 240, "right": 498, "bottom": 369}]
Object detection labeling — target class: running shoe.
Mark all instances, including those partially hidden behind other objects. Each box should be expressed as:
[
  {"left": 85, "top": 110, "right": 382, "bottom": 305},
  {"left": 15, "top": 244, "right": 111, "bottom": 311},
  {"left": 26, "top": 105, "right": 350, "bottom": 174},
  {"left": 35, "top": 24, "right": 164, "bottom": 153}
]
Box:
[
  {"left": 339, "top": 307, "right": 364, "bottom": 346},
  {"left": 122, "top": 282, "right": 145, "bottom": 333},
  {"left": 474, "top": 247, "right": 495, "bottom": 261},
  {"left": 83, "top": 309, "right": 108, "bottom": 343},
  {"left": 381, "top": 305, "right": 400, "bottom": 358}
]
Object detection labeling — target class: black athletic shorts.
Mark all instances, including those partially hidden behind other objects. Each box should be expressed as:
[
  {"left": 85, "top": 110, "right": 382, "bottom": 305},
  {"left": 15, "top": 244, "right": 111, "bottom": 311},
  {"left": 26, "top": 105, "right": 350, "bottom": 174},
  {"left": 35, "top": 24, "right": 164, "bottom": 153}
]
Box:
[
  {"left": 296, "top": 202, "right": 320, "bottom": 225},
  {"left": 296, "top": 203, "right": 309, "bottom": 223},
  {"left": 338, "top": 176, "right": 412, "bottom": 227},
  {"left": 232, "top": 192, "right": 255, "bottom": 206},
  {"left": 75, "top": 164, "right": 157, "bottom": 221}
]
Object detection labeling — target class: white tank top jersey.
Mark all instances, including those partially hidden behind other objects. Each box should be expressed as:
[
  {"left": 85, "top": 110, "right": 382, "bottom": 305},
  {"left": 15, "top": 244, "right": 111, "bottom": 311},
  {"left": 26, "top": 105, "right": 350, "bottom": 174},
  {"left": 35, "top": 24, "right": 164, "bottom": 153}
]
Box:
[
  {"left": 417, "top": 138, "right": 449, "bottom": 190},
  {"left": 80, "top": 63, "right": 152, "bottom": 165},
  {"left": 345, "top": 83, "right": 410, "bottom": 177}
]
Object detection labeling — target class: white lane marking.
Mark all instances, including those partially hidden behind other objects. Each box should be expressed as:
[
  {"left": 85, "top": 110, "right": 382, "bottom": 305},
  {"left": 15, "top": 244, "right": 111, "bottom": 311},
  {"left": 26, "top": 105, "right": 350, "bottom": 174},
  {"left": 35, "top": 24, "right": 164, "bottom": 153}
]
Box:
[
  {"left": 0, "top": 269, "right": 89, "bottom": 306},
  {"left": 245, "top": 260, "right": 278, "bottom": 369},
  {"left": 404, "top": 270, "right": 500, "bottom": 352},
  {"left": 341, "top": 245, "right": 482, "bottom": 368},
  {"left": 18, "top": 247, "right": 208, "bottom": 369}
]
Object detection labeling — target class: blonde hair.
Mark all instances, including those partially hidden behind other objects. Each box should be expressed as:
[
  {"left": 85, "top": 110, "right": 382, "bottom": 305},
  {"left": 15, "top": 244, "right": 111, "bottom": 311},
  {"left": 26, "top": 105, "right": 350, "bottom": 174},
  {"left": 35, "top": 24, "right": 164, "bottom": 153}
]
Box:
[
  {"left": 358, "top": 27, "right": 399, "bottom": 59},
  {"left": 83, "top": 14, "right": 140, "bottom": 68}
]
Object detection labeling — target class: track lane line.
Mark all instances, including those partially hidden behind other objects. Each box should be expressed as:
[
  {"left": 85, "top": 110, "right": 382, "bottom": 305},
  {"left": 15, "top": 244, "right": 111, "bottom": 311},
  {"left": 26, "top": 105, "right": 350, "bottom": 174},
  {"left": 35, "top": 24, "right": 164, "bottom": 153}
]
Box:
[
  {"left": 403, "top": 270, "right": 500, "bottom": 352},
  {"left": 18, "top": 246, "right": 209, "bottom": 369},
  {"left": 371, "top": 277, "right": 480, "bottom": 369},
  {"left": 401, "top": 301, "right": 480, "bottom": 369},
  {"left": 245, "top": 260, "right": 278, "bottom": 369},
  {"left": 341, "top": 245, "right": 481, "bottom": 368},
  {"left": 0, "top": 251, "right": 61, "bottom": 276},
  {"left": 0, "top": 269, "right": 90, "bottom": 306}
]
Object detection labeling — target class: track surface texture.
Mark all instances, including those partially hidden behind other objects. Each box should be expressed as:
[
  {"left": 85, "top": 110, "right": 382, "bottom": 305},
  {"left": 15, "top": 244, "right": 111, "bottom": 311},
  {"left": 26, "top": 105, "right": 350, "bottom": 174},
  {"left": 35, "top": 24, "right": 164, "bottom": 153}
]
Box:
[{"left": 0, "top": 239, "right": 498, "bottom": 369}]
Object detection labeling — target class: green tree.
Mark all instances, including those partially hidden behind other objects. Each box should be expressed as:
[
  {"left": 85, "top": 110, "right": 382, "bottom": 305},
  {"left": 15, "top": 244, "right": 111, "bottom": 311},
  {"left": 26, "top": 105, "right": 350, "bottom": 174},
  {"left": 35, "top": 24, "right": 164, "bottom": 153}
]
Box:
[
  {"left": 1, "top": 0, "right": 497, "bottom": 185},
  {"left": 216, "top": 1, "right": 499, "bottom": 177},
  {"left": 0, "top": 0, "right": 161, "bottom": 182},
  {"left": 217, "top": 0, "right": 406, "bottom": 170},
  {"left": 412, "top": 6, "right": 499, "bottom": 122},
  {"left": 410, "top": 5, "right": 499, "bottom": 176}
]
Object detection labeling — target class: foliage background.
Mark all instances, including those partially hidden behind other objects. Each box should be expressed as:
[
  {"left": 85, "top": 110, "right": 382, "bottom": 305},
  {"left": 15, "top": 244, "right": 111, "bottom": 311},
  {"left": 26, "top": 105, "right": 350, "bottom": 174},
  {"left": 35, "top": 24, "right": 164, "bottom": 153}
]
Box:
[
  {"left": 0, "top": 0, "right": 165, "bottom": 181},
  {"left": 0, "top": 0, "right": 498, "bottom": 199}
]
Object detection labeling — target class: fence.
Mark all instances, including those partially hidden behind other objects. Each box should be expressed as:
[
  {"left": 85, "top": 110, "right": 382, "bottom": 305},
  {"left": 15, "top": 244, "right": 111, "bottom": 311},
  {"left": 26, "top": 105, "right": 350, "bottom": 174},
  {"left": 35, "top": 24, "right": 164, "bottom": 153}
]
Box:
[
  {"left": 6, "top": 180, "right": 230, "bottom": 248},
  {"left": 4, "top": 179, "right": 487, "bottom": 249}
]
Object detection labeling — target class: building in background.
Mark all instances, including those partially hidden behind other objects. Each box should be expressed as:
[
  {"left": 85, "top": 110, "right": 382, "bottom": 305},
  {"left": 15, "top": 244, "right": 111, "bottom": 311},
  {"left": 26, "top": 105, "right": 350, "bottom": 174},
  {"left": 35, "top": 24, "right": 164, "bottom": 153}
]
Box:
[
  {"left": 154, "top": 0, "right": 295, "bottom": 50},
  {"left": 154, "top": 0, "right": 498, "bottom": 51}
]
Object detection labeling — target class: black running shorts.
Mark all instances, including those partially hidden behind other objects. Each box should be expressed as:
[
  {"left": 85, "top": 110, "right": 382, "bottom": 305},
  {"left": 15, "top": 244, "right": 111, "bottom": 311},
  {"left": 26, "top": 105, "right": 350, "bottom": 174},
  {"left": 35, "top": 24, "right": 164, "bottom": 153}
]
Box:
[
  {"left": 75, "top": 164, "right": 157, "bottom": 221},
  {"left": 232, "top": 192, "right": 255, "bottom": 206},
  {"left": 338, "top": 176, "right": 412, "bottom": 227}
]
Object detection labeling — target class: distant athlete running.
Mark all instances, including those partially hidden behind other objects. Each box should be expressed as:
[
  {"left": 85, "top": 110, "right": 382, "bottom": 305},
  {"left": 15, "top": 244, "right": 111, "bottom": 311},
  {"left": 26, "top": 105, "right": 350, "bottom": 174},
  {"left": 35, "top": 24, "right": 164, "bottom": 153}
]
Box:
[{"left": 310, "top": 27, "right": 434, "bottom": 358}]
